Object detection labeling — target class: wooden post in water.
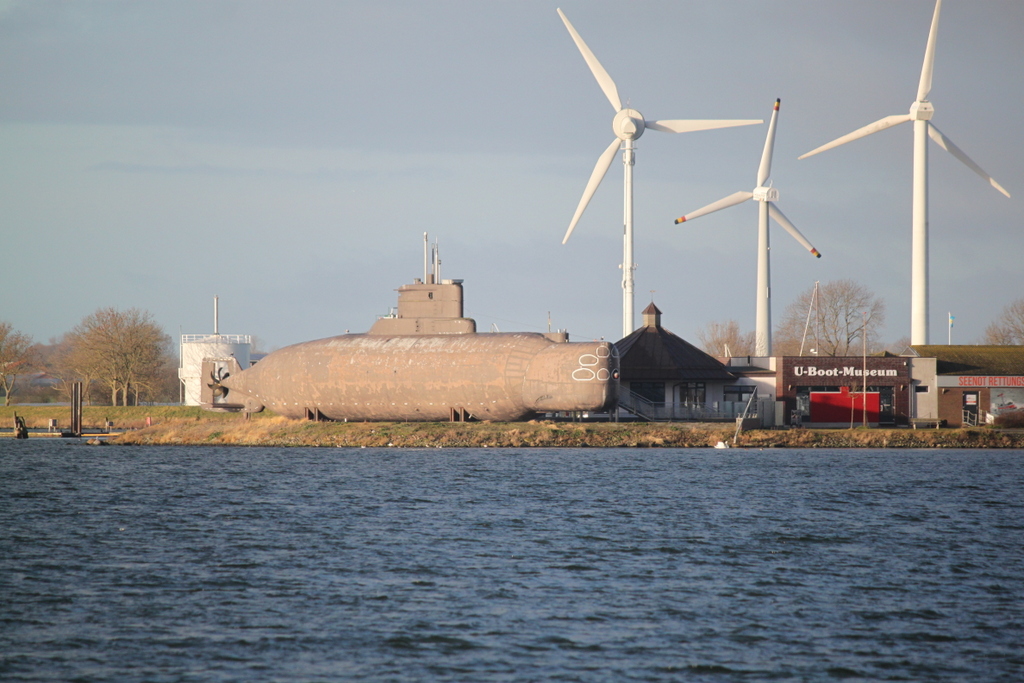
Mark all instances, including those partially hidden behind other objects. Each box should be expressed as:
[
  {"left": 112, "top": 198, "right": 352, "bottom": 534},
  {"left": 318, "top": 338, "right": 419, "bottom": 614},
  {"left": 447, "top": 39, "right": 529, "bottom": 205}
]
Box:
[
  {"left": 13, "top": 413, "right": 28, "bottom": 439},
  {"left": 71, "top": 382, "right": 83, "bottom": 436}
]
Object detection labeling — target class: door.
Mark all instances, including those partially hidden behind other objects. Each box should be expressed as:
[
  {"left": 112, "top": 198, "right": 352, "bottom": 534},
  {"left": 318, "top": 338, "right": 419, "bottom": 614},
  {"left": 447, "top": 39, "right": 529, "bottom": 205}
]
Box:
[{"left": 962, "top": 391, "right": 979, "bottom": 426}]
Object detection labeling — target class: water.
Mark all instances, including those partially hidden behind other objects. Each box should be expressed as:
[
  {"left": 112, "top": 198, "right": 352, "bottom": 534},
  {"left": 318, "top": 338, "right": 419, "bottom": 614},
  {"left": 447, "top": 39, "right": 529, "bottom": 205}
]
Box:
[{"left": 2, "top": 441, "right": 1022, "bottom": 682}]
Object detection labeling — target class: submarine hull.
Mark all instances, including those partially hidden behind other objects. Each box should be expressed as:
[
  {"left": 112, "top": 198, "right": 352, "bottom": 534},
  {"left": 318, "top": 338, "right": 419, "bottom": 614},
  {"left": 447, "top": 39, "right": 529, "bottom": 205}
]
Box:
[{"left": 211, "top": 333, "right": 618, "bottom": 421}]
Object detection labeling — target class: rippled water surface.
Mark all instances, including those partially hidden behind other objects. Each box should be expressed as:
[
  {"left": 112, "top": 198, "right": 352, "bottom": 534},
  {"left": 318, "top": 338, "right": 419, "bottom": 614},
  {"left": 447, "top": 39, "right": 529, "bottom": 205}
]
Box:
[{"left": 2, "top": 441, "right": 1023, "bottom": 681}]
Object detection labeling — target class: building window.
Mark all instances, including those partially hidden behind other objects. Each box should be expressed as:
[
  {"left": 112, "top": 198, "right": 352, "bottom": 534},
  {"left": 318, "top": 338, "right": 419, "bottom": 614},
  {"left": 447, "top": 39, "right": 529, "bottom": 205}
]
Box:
[
  {"left": 631, "top": 382, "right": 665, "bottom": 404},
  {"left": 677, "top": 382, "right": 706, "bottom": 406},
  {"left": 794, "top": 386, "right": 841, "bottom": 417},
  {"left": 915, "top": 385, "right": 929, "bottom": 393},
  {"left": 724, "top": 385, "right": 755, "bottom": 405}
]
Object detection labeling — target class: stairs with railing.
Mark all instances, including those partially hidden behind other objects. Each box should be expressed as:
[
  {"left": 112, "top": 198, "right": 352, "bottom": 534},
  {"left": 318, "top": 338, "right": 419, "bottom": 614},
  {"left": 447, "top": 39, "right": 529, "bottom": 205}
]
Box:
[{"left": 617, "top": 391, "right": 759, "bottom": 422}]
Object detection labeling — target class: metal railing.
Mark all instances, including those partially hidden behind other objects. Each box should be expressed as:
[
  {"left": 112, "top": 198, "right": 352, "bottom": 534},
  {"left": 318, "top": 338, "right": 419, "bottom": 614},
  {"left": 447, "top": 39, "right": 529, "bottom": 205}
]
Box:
[
  {"left": 618, "top": 392, "right": 758, "bottom": 422},
  {"left": 181, "top": 334, "right": 251, "bottom": 344}
]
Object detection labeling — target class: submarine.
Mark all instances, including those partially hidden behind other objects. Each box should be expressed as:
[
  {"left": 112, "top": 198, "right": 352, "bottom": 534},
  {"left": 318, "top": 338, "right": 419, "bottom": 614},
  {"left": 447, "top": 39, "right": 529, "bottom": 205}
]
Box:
[{"left": 201, "top": 256, "right": 619, "bottom": 422}]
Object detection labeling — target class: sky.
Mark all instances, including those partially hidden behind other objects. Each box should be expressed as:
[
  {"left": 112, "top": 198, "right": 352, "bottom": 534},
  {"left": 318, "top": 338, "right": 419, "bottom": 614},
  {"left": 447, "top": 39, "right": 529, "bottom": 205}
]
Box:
[{"left": 2, "top": 0, "right": 1021, "bottom": 353}]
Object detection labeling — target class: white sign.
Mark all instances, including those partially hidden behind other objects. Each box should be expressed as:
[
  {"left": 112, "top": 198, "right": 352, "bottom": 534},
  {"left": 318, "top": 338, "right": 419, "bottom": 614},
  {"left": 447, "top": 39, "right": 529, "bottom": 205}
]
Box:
[{"left": 793, "top": 366, "right": 898, "bottom": 378}]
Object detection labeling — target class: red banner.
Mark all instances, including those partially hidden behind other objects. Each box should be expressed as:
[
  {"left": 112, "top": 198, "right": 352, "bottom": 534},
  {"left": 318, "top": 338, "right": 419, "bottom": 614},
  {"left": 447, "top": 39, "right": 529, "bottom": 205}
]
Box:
[{"left": 810, "top": 387, "right": 880, "bottom": 423}]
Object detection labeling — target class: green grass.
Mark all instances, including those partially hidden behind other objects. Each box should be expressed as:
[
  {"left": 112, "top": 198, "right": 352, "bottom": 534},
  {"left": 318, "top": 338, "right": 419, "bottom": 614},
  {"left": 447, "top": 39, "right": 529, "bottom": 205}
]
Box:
[
  {"left": 5, "top": 405, "right": 1023, "bottom": 449},
  {"left": 0, "top": 405, "right": 280, "bottom": 429}
]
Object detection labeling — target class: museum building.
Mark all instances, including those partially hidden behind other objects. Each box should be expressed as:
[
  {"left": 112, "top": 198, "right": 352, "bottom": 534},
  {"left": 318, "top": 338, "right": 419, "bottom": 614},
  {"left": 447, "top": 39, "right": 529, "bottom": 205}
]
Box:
[
  {"left": 613, "top": 305, "right": 1024, "bottom": 428},
  {"left": 777, "top": 355, "right": 912, "bottom": 427}
]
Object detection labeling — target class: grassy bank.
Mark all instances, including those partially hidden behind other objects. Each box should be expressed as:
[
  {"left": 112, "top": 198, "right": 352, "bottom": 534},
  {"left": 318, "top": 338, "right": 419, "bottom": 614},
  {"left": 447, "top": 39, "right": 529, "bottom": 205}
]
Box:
[
  {"left": 0, "top": 405, "right": 281, "bottom": 430},
  {"left": 112, "top": 419, "right": 1024, "bottom": 448},
  {"left": 4, "top": 406, "right": 1022, "bottom": 448}
]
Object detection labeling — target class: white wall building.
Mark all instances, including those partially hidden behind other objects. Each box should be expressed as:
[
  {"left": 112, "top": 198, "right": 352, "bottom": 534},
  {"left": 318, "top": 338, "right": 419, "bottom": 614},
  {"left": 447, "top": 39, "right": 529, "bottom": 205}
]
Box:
[{"left": 179, "top": 334, "right": 251, "bottom": 406}]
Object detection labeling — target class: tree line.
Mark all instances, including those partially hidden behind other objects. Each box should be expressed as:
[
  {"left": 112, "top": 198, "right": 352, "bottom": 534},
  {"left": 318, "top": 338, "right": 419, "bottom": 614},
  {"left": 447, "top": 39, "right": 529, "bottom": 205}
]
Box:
[{"left": 0, "top": 308, "right": 177, "bottom": 406}]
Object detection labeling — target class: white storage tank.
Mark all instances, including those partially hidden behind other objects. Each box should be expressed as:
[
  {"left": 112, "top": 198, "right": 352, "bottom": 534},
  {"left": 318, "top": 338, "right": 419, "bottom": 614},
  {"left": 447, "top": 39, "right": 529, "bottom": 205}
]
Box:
[{"left": 179, "top": 334, "right": 252, "bottom": 406}]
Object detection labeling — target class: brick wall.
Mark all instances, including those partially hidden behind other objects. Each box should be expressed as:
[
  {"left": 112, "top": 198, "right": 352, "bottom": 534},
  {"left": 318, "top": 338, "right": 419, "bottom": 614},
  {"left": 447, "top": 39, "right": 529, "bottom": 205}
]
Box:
[{"left": 780, "top": 356, "right": 912, "bottom": 426}]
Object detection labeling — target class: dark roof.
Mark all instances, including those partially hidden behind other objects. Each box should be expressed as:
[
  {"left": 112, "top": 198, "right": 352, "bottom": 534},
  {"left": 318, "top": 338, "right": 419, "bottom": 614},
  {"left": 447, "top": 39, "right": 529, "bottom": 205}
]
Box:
[
  {"left": 642, "top": 302, "right": 662, "bottom": 316},
  {"left": 911, "top": 345, "right": 1024, "bottom": 376},
  {"left": 721, "top": 364, "right": 777, "bottom": 375},
  {"left": 616, "top": 325, "right": 735, "bottom": 382}
]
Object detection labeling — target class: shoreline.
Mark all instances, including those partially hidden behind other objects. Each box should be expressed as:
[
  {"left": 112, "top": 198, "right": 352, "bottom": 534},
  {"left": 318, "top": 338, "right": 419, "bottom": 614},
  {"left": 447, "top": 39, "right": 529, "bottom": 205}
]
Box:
[
  {"left": 4, "top": 407, "right": 1022, "bottom": 448},
  {"left": 112, "top": 418, "right": 1024, "bottom": 449}
]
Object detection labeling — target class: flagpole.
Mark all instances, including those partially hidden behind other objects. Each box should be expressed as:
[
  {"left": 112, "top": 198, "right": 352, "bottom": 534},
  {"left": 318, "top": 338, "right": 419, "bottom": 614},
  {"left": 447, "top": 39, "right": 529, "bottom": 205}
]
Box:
[{"left": 862, "top": 311, "right": 868, "bottom": 428}]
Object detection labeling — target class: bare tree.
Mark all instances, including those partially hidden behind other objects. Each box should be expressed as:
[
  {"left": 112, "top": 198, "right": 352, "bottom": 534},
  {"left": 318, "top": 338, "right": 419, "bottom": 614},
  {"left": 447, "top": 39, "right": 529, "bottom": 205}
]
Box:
[
  {"left": 774, "top": 279, "right": 886, "bottom": 356},
  {"left": 983, "top": 298, "right": 1024, "bottom": 345},
  {"left": 49, "top": 334, "right": 97, "bottom": 404},
  {"left": 696, "top": 320, "right": 755, "bottom": 357},
  {"left": 64, "top": 308, "right": 171, "bottom": 405},
  {"left": 886, "top": 336, "right": 912, "bottom": 355},
  {"left": 0, "top": 322, "right": 34, "bottom": 406}
]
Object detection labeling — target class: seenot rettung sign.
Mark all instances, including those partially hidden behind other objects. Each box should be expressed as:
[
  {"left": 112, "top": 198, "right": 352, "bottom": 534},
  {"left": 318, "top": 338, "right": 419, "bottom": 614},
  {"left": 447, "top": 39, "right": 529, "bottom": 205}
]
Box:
[
  {"left": 936, "top": 376, "right": 1024, "bottom": 388},
  {"left": 793, "top": 366, "right": 898, "bottom": 378}
]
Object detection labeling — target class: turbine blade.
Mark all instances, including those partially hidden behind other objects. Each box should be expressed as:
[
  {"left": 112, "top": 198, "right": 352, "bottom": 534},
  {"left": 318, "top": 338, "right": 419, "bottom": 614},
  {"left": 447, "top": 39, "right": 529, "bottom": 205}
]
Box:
[
  {"left": 674, "top": 191, "right": 752, "bottom": 224},
  {"left": 563, "top": 138, "right": 622, "bottom": 244},
  {"left": 799, "top": 114, "right": 911, "bottom": 159},
  {"left": 757, "top": 99, "right": 781, "bottom": 187},
  {"left": 917, "top": 0, "right": 943, "bottom": 101},
  {"left": 557, "top": 8, "right": 621, "bottom": 112},
  {"left": 647, "top": 119, "right": 762, "bottom": 134},
  {"left": 927, "top": 123, "right": 1011, "bottom": 198},
  {"left": 768, "top": 203, "right": 821, "bottom": 257}
]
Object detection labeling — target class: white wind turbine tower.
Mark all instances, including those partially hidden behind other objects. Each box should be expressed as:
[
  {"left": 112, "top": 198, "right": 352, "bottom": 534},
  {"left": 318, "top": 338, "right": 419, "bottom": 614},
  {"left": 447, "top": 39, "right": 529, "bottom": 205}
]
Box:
[
  {"left": 799, "top": 0, "right": 1009, "bottom": 346},
  {"left": 557, "top": 8, "right": 761, "bottom": 339},
  {"left": 674, "top": 99, "right": 821, "bottom": 357}
]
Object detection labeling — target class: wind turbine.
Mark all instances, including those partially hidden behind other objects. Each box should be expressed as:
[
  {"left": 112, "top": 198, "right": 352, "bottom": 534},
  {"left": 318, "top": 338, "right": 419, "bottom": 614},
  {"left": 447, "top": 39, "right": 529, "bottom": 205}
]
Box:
[
  {"left": 674, "top": 99, "right": 821, "bottom": 357},
  {"left": 799, "top": 0, "right": 1009, "bottom": 345},
  {"left": 556, "top": 8, "right": 761, "bottom": 339}
]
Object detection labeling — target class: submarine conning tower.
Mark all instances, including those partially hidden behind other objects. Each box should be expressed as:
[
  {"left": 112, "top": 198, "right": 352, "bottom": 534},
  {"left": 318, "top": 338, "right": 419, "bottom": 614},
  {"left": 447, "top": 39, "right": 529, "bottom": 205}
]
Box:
[
  {"left": 368, "top": 278, "right": 477, "bottom": 336},
  {"left": 366, "top": 278, "right": 569, "bottom": 342},
  {"left": 366, "top": 233, "right": 567, "bottom": 341}
]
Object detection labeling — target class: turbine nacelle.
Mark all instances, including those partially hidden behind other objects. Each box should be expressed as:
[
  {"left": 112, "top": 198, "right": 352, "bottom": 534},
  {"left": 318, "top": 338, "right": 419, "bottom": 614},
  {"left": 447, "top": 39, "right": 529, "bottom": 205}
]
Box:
[
  {"left": 753, "top": 186, "right": 779, "bottom": 202},
  {"left": 910, "top": 100, "right": 935, "bottom": 121},
  {"left": 613, "top": 108, "right": 645, "bottom": 141}
]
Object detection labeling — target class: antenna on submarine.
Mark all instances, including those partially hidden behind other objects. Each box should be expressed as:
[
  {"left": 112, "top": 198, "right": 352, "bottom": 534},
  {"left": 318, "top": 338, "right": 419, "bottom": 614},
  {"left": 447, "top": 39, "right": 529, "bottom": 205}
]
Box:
[
  {"left": 423, "top": 232, "right": 429, "bottom": 284},
  {"left": 433, "top": 237, "right": 441, "bottom": 283}
]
